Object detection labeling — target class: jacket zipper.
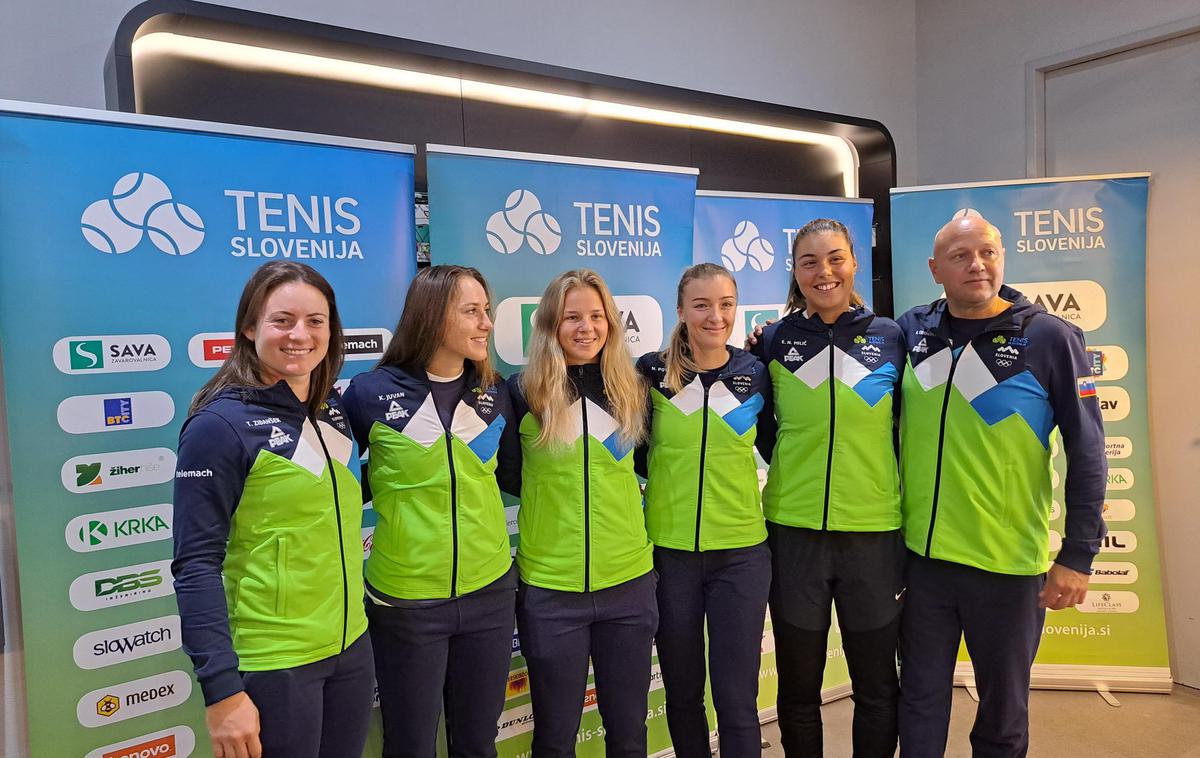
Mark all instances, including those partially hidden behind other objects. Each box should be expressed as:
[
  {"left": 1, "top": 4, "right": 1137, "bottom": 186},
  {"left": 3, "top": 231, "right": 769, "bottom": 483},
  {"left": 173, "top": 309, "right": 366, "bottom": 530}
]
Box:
[
  {"left": 445, "top": 430, "right": 460, "bottom": 597},
  {"left": 312, "top": 419, "right": 349, "bottom": 652},
  {"left": 821, "top": 326, "right": 836, "bottom": 530},
  {"left": 580, "top": 389, "right": 591, "bottom": 592},
  {"left": 694, "top": 381, "right": 712, "bottom": 551}
]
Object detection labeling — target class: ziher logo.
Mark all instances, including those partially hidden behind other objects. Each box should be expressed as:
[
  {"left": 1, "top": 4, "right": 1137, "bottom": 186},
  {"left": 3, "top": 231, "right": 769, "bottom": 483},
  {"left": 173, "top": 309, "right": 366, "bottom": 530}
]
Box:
[
  {"left": 721, "top": 220, "right": 775, "bottom": 272},
  {"left": 493, "top": 295, "right": 663, "bottom": 366},
  {"left": 486, "top": 189, "right": 561, "bottom": 255},
  {"left": 81, "top": 173, "right": 205, "bottom": 256},
  {"left": 1012, "top": 206, "right": 1105, "bottom": 253},
  {"left": 1009, "top": 280, "right": 1107, "bottom": 332},
  {"left": 187, "top": 332, "right": 236, "bottom": 368},
  {"left": 69, "top": 559, "right": 175, "bottom": 611},
  {"left": 1078, "top": 590, "right": 1139, "bottom": 614},
  {"left": 54, "top": 335, "right": 171, "bottom": 375},
  {"left": 85, "top": 726, "right": 196, "bottom": 758},
  {"left": 1107, "top": 467, "right": 1134, "bottom": 491},
  {"left": 1100, "top": 530, "right": 1138, "bottom": 553},
  {"left": 73, "top": 615, "right": 182, "bottom": 670},
  {"left": 66, "top": 503, "right": 173, "bottom": 553},
  {"left": 1090, "top": 562, "right": 1138, "bottom": 585},
  {"left": 76, "top": 671, "right": 192, "bottom": 728},
  {"left": 1104, "top": 436, "right": 1133, "bottom": 459},
  {"left": 1087, "top": 344, "right": 1128, "bottom": 381},
  {"left": 226, "top": 189, "right": 364, "bottom": 260},
  {"left": 58, "top": 391, "right": 175, "bottom": 435},
  {"left": 1102, "top": 499, "right": 1136, "bottom": 522},
  {"left": 1097, "top": 386, "right": 1130, "bottom": 422},
  {"left": 61, "top": 448, "right": 176, "bottom": 494}
]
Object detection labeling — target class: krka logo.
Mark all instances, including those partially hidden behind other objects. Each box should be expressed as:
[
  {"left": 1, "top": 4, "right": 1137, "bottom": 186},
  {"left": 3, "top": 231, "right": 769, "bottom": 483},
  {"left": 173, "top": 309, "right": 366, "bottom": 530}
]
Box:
[
  {"left": 81, "top": 173, "right": 205, "bottom": 255},
  {"left": 721, "top": 220, "right": 775, "bottom": 272},
  {"left": 486, "top": 189, "right": 561, "bottom": 255}
]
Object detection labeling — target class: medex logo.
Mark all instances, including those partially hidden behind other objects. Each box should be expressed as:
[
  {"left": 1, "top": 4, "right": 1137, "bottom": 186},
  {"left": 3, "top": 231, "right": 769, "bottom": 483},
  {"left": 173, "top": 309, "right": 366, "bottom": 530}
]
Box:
[
  {"left": 61, "top": 448, "right": 176, "bottom": 493},
  {"left": 74, "top": 615, "right": 182, "bottom": 670},
  {"left": 54, "top": 335, "right": 171, "bottom": 375},
  {"left": 1011, "top": 279, "right": 1107, "bottom": 332},
  {"left": 721, "top": 220, "right": 775, "bottom": 272},
  {"left": 85, "top": 726, "right": 196, "bottom": 758},
  {"left": 76, "top": 671, "right": 192, "bottom": 728},
  {"left": 69, "top": 559, "right": 174, "bottom": 611},
  {"left": 81, "top": 173, "right": 205, "bottom": 256},
  {"left": 486, "top": 190, "right": 561, "bottom": 255},
  {"left": 66, "top": 504, "right": 173, "bottom": 553}
]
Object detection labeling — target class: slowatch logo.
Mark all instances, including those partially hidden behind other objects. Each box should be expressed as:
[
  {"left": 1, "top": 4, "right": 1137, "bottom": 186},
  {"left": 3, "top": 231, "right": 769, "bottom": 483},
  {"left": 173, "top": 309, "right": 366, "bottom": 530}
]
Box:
[{"left": 81, "top": 173, "right": 204, "bottom": 256}]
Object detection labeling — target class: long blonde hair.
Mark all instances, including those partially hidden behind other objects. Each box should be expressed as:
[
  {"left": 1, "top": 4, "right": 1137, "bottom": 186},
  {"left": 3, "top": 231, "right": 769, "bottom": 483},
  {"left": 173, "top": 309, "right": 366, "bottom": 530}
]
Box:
[
  {"left": 521, "top": 269, "right": 646, "bottom": 449},
  {"left": 661, "top": 263, "right": 737, "bottom": 392},
  {"left": 785, "top": 218, "right": 865, "bottom": 315}
]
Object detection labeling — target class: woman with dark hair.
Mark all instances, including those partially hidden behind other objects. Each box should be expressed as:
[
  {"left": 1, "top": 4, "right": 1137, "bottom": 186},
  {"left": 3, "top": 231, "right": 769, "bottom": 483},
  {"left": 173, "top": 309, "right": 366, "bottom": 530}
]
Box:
[
  {"left": 340, "top": 265, "right": 519, "bottom": 758},
  {"left": 749, "top": 219, "right": 905, "bottom": 757},
  {"left": 635, "top": 262, "right": 775, "bottom": 757},
  {"left": 173, "top": 260, "right": 372, "bottom": 758}
]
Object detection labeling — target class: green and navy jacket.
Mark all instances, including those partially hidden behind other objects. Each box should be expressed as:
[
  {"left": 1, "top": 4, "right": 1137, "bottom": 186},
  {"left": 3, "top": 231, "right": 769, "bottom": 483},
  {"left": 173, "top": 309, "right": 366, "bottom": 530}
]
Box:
[
  {"left": 340, "top": 365, "right": 518, "bottom": 600},
  {"left": 508, "top": 364, "right": 654, "bottom": 592},
  {"left": 897, "top": 286, "right": 1107, "bottom": 576},
  {"left": 172, "top": 383, "right": 367, "bottom": 706},
  {"left": 634, "top": 347, "right": 774, "bottom": 551},
  {"left": 750, "top": 306, "right": 903, "bottom": 531}
]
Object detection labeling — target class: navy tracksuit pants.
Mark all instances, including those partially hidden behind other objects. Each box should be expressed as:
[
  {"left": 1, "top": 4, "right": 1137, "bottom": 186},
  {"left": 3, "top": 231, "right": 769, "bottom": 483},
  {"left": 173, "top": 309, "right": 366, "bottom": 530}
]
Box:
[
  {"left": 899, "top": 553, "right": 1047, "bottom": 758},
  {"left": 240, "top": 631, "right": 375, "bottom": 758},
  {"left": 516, "top": 570, "right": 658, "bottom": 758},
  {"left": 653, "top": 543, "right": 771, "bottom": 758}
]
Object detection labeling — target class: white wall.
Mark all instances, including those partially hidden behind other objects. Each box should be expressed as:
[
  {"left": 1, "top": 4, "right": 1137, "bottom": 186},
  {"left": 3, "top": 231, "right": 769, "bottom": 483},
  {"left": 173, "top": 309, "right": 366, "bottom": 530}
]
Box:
[{"left": 0, "top": 0, "right": 918, "bottom": 182}]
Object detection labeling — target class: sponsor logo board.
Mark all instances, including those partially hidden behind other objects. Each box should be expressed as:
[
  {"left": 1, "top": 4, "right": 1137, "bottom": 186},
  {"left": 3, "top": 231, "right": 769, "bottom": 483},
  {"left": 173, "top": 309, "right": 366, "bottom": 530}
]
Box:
[
  {"left": 73, "top": 615, "right": 182, "bottom": 670},
  {"left": 66, "top": 503, "right": 173, "bottom": 552},
  {"left": 77, "top": 670, "right": 192, "bottom": 727},
  {"left": 57, "top": 392, "right": 175, "bottom": 434},
  {"left": 54, "top": 335, "right": 171, "bottom": 374},
  {"left": 62, "top": 448, "right": 176, "bottom": 493}
]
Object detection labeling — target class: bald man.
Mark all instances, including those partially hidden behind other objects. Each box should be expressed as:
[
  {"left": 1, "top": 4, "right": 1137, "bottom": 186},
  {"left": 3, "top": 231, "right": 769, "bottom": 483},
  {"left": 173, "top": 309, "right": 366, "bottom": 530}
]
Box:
[{"left": 895, "top": 216, "right": 1107, "bottom": 757}]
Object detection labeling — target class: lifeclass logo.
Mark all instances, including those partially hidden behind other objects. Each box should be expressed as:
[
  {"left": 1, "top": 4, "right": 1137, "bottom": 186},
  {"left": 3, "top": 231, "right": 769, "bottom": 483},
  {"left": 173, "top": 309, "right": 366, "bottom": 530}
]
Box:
[
  {"left": 486, "top": 189, "right": 562, "bottom": 255},
  {"left": 493, "top": 295, "right": 663, "bottom": 365},
  {"left": 1009, "top": 279, "right": 1107, "bottom": 332},
  {"left": 84, "top": 725, "right": 196, "bottom": 758},
  {"left": 73, "top": 615, "right": 182, "bottom": 670},
  {"left": 1102, "top": 499, "right": 1136, "bottom": 522},
  {"left": 69, "top": 559, "right": 175, "bottom": 611},
  {"left": 187, "top": 332, "right": 236, "bottom": 368},
  {"left": 1100, "top": 530, "right": 1138, "bottom": 553},
  {"left": 1105, "top": 436, "right": 1133, "bottom": 459},
  {"left": 66, "top": 503, "right": 173, "bottom": 553},
  {"left": 81, "top": 173, "right": 205, "bottom": 256},
  {"left": 76, "top": 670, "right": 192, "bottom": 728},
  {"left": 1097, "top": 386, "right": 1130, "bottom": 422},
  {"left": 62, "top": 448, "right": 177, "bottom": 494},
  {"left": 57, "top": 391, "right": 175, "bottom": 435},
  {"left": 721, "top": 220, "right": 775, "bottom": 272},
  {"left": 53, "top": 335, "right": 171, "bottom": 374},
  {"left": 1078, "top": 590, "right": 1139, "bottom": 614},
  {"left": 1090, "top": 562, "right": 1139, "bottom": 585}
]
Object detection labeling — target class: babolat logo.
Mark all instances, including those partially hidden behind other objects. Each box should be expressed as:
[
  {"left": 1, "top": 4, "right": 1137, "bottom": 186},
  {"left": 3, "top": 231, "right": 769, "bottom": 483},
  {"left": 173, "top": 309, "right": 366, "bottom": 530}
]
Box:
[
  {"left": 721, "top": 220, "right": 775, "bottom": 272},
  {"left": 54, "top": 335, "right": 171, "bottom": 375},
  {"left": 81, "top": 173, "right": 205, "bottom": 256},
  {"left": 73, "top": 615, "right": 182, "bottom": 670},
  {"left": 85, "top": 726, "right": 196, "bottom": 758},
  {"left": 76, "top": 671, "right": 192, "bottom": 728},
  {"left": 66, "top": 504, "right": 173, "bottom": 553},
  {"left": 69, "top": 559, "right": 174, "bottom": 611},
  {"left": 386, "top": 401, "right": 409, "bottom": 421},
  {"left": 61, "top": 448, "right": 176, "bottom": 493},
  {"left": 343, "top": 328, "right": 391, "bottom": 361},
  {"left": 486, "top": 189, "right": 561, "bottom": 255},
  {"left": 268, "top": 426, "right": 293, "bottom": 448}
]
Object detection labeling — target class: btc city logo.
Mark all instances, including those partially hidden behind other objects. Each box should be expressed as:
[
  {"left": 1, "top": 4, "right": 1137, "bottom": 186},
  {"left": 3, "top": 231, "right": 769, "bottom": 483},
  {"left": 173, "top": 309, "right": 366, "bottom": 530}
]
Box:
[
  {"left": 80, "top": 172, "right": 205, "bottom": 255},
  {"left": 485, "top": 190, "right": 561, "bottom": 255},
  {"left": 721, "top": 220, "right": 775, "bottom": 272}
]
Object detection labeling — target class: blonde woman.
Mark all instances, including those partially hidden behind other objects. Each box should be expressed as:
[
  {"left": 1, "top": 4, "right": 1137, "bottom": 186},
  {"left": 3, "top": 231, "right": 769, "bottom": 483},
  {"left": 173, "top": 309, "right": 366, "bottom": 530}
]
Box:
[{"left": 507, "top": 269, "right": 656, "bottom": 758}]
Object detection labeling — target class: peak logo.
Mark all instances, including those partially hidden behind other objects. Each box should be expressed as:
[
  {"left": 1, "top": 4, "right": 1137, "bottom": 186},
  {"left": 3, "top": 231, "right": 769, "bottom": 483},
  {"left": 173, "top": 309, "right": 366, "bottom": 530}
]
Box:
[
  {"left": 721, "top": 220, "right": 775, "bottom": 272},
  {"left": 486, "top": 190, "right": 561, "bottom": 255},
  {"left": 187, "top": 333, "right": 235, "bottom": 368},
  {"left": 54, "top": 335, "right": 171, "bottom": 375},
  {"left": 77, "top": 671, "right": 192, "bottom": 728},
  {"left": 81, "top": 173, "right": 204, "bottom": 256},
  {"left": 66, "top": 504, "right": 173, "bottom": 553},
  {"left": 493, "top": 295, "right": 662, "bottom": 365},
  {"left": 58, "top": 391, "right": 175, "bottom": 435},
  {"left": 87, "top": 726, "right": 196, "bottom": 758},
  {"left": 74, "top": 615, "right": 182, "bottom": 670},
  {"left": 69, "top": 559, "right": 174, "bottom": 611},
  {"left": 62, "top": 448, "right": 176, "bottom": 493},
  {"left": 1010, "top": 280, "right": 1107, "bottom": 332}
]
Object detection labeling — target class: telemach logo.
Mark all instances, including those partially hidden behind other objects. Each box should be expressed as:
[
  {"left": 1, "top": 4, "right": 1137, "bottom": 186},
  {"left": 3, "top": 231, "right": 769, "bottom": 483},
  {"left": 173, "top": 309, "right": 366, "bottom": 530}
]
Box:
[
  {"left": 61, "top": 448, "right": 176, "bottom": 493},
  {"left": 74, "top": 615, "right": 182, "bottom": 670},
  {"left": 70, "top": 559, "right": 175, "bottom": 611},
  {"left": 343, "top": 328, "right": 391, "bottom": 361},
  {"left": 77, "top": 671, "right": 192, "bottom": 728},
  {"left": 66, "top": 504, "right": 173, "bottom": 553},
  {"left": 85, "top": 726, "right": 196, "bottom": 758}
]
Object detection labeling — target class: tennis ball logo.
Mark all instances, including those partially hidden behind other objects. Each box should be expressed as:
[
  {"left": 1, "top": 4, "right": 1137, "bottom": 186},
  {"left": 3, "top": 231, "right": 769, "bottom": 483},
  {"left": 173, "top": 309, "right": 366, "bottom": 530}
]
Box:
[
  {"left": 720, "top": 220, "right": 775, "bottom": 272},
  {"left": 80, "top": 172, "right": 205, "bottom": 255},
  {"left": 952, "top": 208, "right": 983, "bottom": 220},
  {"left": 485, "top": 189, "right": 561, "bottom": 255}
]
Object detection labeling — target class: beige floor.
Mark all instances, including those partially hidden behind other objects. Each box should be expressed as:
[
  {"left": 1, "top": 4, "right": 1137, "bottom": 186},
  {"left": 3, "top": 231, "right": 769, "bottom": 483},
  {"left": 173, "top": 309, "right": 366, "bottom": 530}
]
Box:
[{"left": 759, "top": 685, "right": 1200, "bottom": 757}]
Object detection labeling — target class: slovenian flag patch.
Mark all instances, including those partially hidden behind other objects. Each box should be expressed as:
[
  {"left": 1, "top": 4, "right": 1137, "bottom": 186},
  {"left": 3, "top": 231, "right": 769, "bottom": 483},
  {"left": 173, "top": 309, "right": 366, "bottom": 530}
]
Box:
[{"left": 1077, "top": 376, "right": 1097, "bottom": 399}]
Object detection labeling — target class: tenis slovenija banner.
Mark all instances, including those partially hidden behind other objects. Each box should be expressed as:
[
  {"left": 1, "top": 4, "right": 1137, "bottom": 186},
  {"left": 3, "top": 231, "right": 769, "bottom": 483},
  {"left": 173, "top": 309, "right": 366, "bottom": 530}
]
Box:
[
  {"left": 890, "top": 174, "right": 1170, "bottom": 692},
  {"left": 0, "top": 101, "right": 416, "bottom": 757}
]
